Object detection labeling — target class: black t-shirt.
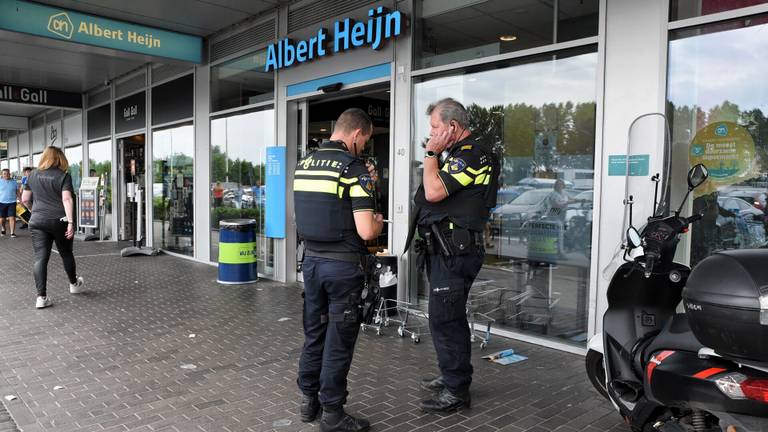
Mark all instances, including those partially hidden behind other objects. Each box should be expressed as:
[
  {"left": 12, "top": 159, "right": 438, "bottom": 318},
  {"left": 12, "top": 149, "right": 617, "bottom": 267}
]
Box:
[
  {"left": 415, "top": 137, "right": 493, "bottom": 231},
  {"left": 25, "top": 169, "right": 73, "bottom": 223}
]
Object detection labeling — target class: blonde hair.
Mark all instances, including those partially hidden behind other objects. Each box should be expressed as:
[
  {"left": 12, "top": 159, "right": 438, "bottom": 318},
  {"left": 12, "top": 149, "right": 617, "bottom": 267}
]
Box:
[{"left": 38, "top": 146, "right": 69, "bottom": 171}]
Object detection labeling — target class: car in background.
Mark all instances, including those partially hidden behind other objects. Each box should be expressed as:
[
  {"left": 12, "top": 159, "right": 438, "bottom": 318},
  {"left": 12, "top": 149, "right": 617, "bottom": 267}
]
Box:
[
  {"left": 717, "top": 196, "right": 764, "bottom": 220},
  {"left": 517, "top": 177, "right": 574, "bottom": 189},
  {"left": 491, "top": 189, "right": 553, "bottom": 238}
]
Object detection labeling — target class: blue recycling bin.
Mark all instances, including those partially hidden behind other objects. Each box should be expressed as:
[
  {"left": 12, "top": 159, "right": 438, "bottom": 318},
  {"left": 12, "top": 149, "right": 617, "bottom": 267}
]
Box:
[{"left": 217, "top": 219, "right": 258, "bottom": 284}]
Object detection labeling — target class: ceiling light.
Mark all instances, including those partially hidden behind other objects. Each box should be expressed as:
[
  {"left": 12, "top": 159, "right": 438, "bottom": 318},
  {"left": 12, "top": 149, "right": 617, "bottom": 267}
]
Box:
[
  {"left": 499, "top": 35, "right": 517, "bottom": 42},
  {"left": 319, "top": 128, "right": 327, "bottom": 132}
]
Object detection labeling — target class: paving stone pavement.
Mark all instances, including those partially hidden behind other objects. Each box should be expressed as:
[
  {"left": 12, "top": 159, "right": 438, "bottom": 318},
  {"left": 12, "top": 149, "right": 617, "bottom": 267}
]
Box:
[{"left": 0, "top": 230, "right": 628, "bottom": 432}]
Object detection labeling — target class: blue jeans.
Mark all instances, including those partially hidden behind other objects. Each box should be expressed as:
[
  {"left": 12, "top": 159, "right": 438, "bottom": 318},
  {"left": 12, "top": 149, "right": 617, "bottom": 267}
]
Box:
[
  {"left": 297, "top": 256, "right": 364, "bottom": 407},
  {"left": 426, "top": 246, "right": 484, "bottom": 393}
]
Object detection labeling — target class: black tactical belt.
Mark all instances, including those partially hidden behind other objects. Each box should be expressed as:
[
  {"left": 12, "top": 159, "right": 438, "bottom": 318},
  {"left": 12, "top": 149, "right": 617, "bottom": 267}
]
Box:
[{"left": 305, "top": 249, "right": 362, "bottom": 263}]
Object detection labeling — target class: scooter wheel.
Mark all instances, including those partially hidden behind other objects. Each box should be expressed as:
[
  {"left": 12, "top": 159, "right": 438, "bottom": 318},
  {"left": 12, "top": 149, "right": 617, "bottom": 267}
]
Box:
[{"left": 585, "top": 350, "right": 609, "bottom": 400}]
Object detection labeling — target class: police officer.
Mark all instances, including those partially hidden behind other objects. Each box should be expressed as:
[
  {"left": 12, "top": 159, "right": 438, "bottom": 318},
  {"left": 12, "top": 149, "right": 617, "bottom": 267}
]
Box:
[
  {"left": 294, "top": 108, "right": 383, "bottom": 432},
  {"left": 411, "top": 98, "right": 495, "bottom": 413}
]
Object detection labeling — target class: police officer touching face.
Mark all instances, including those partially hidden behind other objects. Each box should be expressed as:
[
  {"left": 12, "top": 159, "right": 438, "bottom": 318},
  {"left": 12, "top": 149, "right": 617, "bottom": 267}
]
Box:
[
  {"left": 410, "top": 98, "right": 496, "bottom": 413},
  {"left": 294, "top": 108, "right": 383, "bottom": 432}
]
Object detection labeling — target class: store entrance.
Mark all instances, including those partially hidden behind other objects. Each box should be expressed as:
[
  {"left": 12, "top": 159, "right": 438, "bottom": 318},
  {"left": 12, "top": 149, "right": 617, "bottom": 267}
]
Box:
[
  {"left": 296, "top": 86, "right": 392, "bottom": 280},
  {"left": 117, "top": 134, "right": 146, "bottom": 242}
]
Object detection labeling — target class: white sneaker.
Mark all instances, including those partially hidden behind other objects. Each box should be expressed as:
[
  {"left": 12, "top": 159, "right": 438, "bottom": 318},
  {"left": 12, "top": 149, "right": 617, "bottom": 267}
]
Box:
[
  {"left": 69, "top": 276, "right": 84, "bottom": 294},
  {"left": 36, "top": 296, "right": 53, "bottom": 309}
]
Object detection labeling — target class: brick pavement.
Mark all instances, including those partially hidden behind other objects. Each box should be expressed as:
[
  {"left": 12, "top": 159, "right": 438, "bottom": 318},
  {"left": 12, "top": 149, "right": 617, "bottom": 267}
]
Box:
[{"left": 0, "top": 230, "right": 627, "bottom": 432}]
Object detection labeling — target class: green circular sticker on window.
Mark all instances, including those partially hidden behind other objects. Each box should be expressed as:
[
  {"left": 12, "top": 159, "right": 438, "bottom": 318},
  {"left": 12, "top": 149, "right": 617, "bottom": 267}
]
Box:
[{"left": 689, "top": 121, "right": 757, "bottom": 195}]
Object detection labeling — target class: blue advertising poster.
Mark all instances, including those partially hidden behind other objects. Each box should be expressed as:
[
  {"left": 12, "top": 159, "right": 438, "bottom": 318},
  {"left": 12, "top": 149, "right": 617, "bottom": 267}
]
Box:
[
  {"left": 608, "top": 154, "right": 650, "bottom": 176},
  {"left": 265, "top": 147, "right": 286, "bottom": 238}
]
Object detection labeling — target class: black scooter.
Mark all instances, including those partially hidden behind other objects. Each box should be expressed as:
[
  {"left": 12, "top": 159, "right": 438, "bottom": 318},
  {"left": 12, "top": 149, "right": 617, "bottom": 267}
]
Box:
[{"left": 587, "top": 163, "right": 768, "bottom": 431}]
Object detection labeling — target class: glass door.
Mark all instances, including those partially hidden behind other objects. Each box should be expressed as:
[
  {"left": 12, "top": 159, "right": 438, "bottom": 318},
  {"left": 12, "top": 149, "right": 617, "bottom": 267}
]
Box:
[
  {"left": 117, "top": 134, "right": 146, "bottom": 243},
  {"left": 296, "top": 100, "right": 308, "bottom": 283}
]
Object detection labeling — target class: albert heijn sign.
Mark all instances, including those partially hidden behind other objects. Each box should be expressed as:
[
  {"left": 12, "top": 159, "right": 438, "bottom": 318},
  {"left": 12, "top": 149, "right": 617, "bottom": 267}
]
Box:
[
  {"left": 0, "top": 84, "right": 82, "bottom": 109},
  {"left": 265, "top": 6, "right": 404, "bottom": 72}
]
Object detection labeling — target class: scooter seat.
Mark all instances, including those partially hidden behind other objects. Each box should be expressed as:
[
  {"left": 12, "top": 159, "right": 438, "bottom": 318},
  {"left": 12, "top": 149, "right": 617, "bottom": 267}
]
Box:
[{"left": 643, "top": 314, "right": 705, "bottom": 364}]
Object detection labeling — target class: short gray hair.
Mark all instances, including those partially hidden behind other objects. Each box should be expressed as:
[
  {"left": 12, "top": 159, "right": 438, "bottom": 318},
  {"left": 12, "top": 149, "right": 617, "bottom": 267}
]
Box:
[{"left": 426, "top": 98, "right": 468, "bottom": 128}]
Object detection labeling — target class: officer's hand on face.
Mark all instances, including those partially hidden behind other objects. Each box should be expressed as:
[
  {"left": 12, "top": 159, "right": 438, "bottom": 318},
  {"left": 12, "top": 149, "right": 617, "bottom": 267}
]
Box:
[{"left": 426, "top": 128, "right": 452, "bottom": 154}]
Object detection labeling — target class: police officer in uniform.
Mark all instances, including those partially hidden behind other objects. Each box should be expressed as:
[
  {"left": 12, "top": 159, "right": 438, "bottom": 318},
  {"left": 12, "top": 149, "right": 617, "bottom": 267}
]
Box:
[
  {"left": 294, "top": 108, "right": 383, "bottom": 432},
  {"left": 411, "top": 98, "right": 495, "bottom": 413}
]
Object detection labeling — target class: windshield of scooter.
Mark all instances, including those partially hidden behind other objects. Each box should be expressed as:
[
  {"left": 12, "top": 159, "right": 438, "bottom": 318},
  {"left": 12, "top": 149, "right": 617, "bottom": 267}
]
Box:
[{"left": 602, "top": 113, "right": 672, "bottom": 279}]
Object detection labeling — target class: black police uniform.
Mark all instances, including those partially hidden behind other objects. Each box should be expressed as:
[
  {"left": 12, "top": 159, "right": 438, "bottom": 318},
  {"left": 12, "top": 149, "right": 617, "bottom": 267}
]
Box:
[
  {"left": 294, "top": 141, "right": 376, "bottom": 410},
  {"left": 413, "top": 136, "right": 493, "bottom": 397}
]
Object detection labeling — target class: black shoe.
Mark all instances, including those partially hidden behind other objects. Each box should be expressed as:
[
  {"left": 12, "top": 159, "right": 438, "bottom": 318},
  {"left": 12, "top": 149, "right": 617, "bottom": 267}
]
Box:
[
  {"left": 420, "top": 388, "right": 471, "bottom": 413},
  {"left": 420, "top": 376, "right": 446, "bottom": 392},
  {"left": 320, "top": 408, "right": 370, "bottom": 432},
  {"left": 299, "top": 394, "right": 321, "bottom": 422}
]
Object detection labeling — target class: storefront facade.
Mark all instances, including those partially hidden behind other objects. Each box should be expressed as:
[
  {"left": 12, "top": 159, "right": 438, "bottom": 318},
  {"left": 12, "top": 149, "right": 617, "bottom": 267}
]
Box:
[{"left": 3, "top": 0, "right": 768, "bottom": 354}]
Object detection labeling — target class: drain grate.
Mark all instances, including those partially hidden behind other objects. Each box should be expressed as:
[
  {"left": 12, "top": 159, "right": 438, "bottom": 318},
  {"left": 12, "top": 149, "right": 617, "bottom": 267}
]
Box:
[{"left": 0, "top": 402, "right": 19, "bottom": 431}]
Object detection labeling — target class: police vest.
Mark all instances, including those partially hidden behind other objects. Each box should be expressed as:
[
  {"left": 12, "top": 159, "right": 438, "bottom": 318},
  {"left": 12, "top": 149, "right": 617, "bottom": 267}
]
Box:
[
  {"left": 293, "top": 142, "right": 367, "bottom": 254},
  {"left": 414, "top": 138, "right": 496, "bottom": 232}
]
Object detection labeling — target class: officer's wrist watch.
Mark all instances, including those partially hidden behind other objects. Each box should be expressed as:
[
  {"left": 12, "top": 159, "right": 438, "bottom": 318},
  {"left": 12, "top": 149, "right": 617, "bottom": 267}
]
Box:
[{"left": 425, "top": 150, "right": 437, "bottom": 158}]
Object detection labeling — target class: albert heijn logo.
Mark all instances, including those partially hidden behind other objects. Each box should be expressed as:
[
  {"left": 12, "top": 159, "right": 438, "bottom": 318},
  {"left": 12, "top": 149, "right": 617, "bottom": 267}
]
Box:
[{"left": 48, "top": 12, "right": 74, "bottom": 39}]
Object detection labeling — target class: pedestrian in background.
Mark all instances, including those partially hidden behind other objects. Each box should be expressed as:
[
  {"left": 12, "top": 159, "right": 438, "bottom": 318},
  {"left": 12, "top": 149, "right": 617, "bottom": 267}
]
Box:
[
  {"left": 18, "top": 167, "right": 32, "bottom": 229},
  {"left": 411, "top": 98, "right": 495, "bottom": 413},
  {"left": 294, "top": 108, "right": 383, "bottom": 432},
  {"left": 21, "top": 146, "right": 85, "bottom": 309},
  {"left": 0, "top": 168, "right": 19, "bottom": 238}
]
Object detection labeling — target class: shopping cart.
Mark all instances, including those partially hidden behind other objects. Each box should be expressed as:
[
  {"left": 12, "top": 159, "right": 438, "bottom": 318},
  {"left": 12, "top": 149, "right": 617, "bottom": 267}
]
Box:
[
  {"left": 466, "top": 286, "right": 499, "bottom": 349},
  {"left": 361, "top": 298, "right": 429, "bottom": 343}
]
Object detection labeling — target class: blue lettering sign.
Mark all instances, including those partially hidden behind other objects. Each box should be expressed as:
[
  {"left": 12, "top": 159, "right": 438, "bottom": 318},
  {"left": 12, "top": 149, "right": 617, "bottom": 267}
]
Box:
[{"left": 264, "top": 8, "right": 403, "bottom": 71}]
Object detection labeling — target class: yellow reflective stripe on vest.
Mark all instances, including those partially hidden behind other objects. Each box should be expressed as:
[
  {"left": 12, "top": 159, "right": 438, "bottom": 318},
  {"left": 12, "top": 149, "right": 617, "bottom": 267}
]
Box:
[
  {"left": 294, "top": 179, "right": 338, "bottom": 194},
  {"left": 474, "top": 173, "right": 487, "bottom": 185},
  {"left": 451, "top": 171, "right": 474, "bottom": 186},
  {"left": 296, "top": 170, "right": 340, "bottom": 178},
  {"left": 349, "top": 184, "right": 370, "bottom": 197},
  {"left": 219, "top": 242, "right": 257, "bottom": 264},
  {"left": 339, "top": 177, "right": 358, "bottom": 184},
  {"left": 466, "top": 165, "right": 490, "bottom": 175}
]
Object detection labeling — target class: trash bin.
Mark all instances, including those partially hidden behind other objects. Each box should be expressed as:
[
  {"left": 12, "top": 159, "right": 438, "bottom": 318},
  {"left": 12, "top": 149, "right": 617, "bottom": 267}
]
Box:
[{"left": 217, "top": 219, "right": 258, "bottom": 284}]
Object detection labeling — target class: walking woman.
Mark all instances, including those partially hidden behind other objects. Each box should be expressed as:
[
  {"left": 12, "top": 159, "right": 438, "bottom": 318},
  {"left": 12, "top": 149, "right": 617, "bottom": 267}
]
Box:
[{"left": 21, "top": 146, "right": 85, "bottom": 309}]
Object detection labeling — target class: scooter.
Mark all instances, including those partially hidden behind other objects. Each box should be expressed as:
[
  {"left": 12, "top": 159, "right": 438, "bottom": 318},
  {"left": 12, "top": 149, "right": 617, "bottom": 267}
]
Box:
[{"left": 586, "top": 113, "right": 768, "bottom": 431}]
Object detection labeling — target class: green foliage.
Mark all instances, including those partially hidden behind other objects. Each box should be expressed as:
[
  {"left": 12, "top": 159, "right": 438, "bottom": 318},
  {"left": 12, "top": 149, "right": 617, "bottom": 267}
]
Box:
[{"left": 211, "top": 207, "right": 261, "bottom": 232}]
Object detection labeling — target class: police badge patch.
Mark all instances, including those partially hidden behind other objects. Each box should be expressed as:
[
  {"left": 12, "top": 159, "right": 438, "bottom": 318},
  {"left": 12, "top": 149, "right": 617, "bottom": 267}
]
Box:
[
  {"left": 448, "top": 158, "right": 467, "bottom": 174},
  {"left": 358, "top": 174, "right": 375, "bottom": 196}
]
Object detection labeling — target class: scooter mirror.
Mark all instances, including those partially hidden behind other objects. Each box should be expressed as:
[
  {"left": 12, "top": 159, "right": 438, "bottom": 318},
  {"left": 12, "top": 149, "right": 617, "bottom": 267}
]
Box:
[
  {"left": 627, "top": 227, "right": 642, "bottom": 249},
  {"left": 687, "top": 164, "right": 709, "bottom": 190}
]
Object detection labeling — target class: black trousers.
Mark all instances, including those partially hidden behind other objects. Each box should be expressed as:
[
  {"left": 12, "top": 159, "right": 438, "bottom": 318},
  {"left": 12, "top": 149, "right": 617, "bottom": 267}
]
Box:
[
  {"left": 30, "top": 219, "right": 77, "bottom": 297},
  {"left": 426, "top": 246, "right": 484, "bottom": 393},
  {"left": 297, "top": 256, "right": 364, "bottom": 408}
]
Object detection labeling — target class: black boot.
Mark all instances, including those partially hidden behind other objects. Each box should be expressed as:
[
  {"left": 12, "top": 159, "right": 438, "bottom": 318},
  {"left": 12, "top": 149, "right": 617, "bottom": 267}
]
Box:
[
  {"left": 420, "top": 375, "right": 445, "bottom": 392},
  {"left": 299, "top": 394, "right": 320, "bottom": 422},
  {"left": 320, "top": 407, "right": 370, "bottom": 432},
  {"left": 420, "top": 388, "right": 471, "bottom": 413}
]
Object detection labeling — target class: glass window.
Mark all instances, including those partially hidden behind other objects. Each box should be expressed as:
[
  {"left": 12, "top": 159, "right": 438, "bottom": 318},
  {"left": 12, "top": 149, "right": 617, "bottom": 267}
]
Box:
[
  {"left": 671, "top": 0, "right": 768, "bottom": 21},
  {"left": 152, "top": 75, "right": 193, "bottom": 126},
  {"left": 0, "top": 160, "right": 7, "bottom": 171},
  {"left": 210, "top": 108, "right": 275, "bottom": 277},
  {"left": 64, "top": 145, "right": 82, "bottom": 191},
  {"left": 32, "top": 153, "right": 41, "bottom": 168},
  {"left": 413, "top": 0, "right": 598, "bottom": 70},
  {"left": 411, "top": 47, "right": 598, "bottom": 345},
  {"left": 88, "top": 140, "right": 112, "bottom": 240},
  {"left": 152, "top": 124, "right": 194, "bottom": 256},
  {"left": 87, "top": 105, "right": 111, "bottom": 140},
  {"left": 211, "top": 49, "right": 274, "bottom": 113},
  {"left": 8, "top": 158, "right": 18, "bottom": 177},
  {"left": 668, "top": 16, "right": 768, "bottom": 266}
]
